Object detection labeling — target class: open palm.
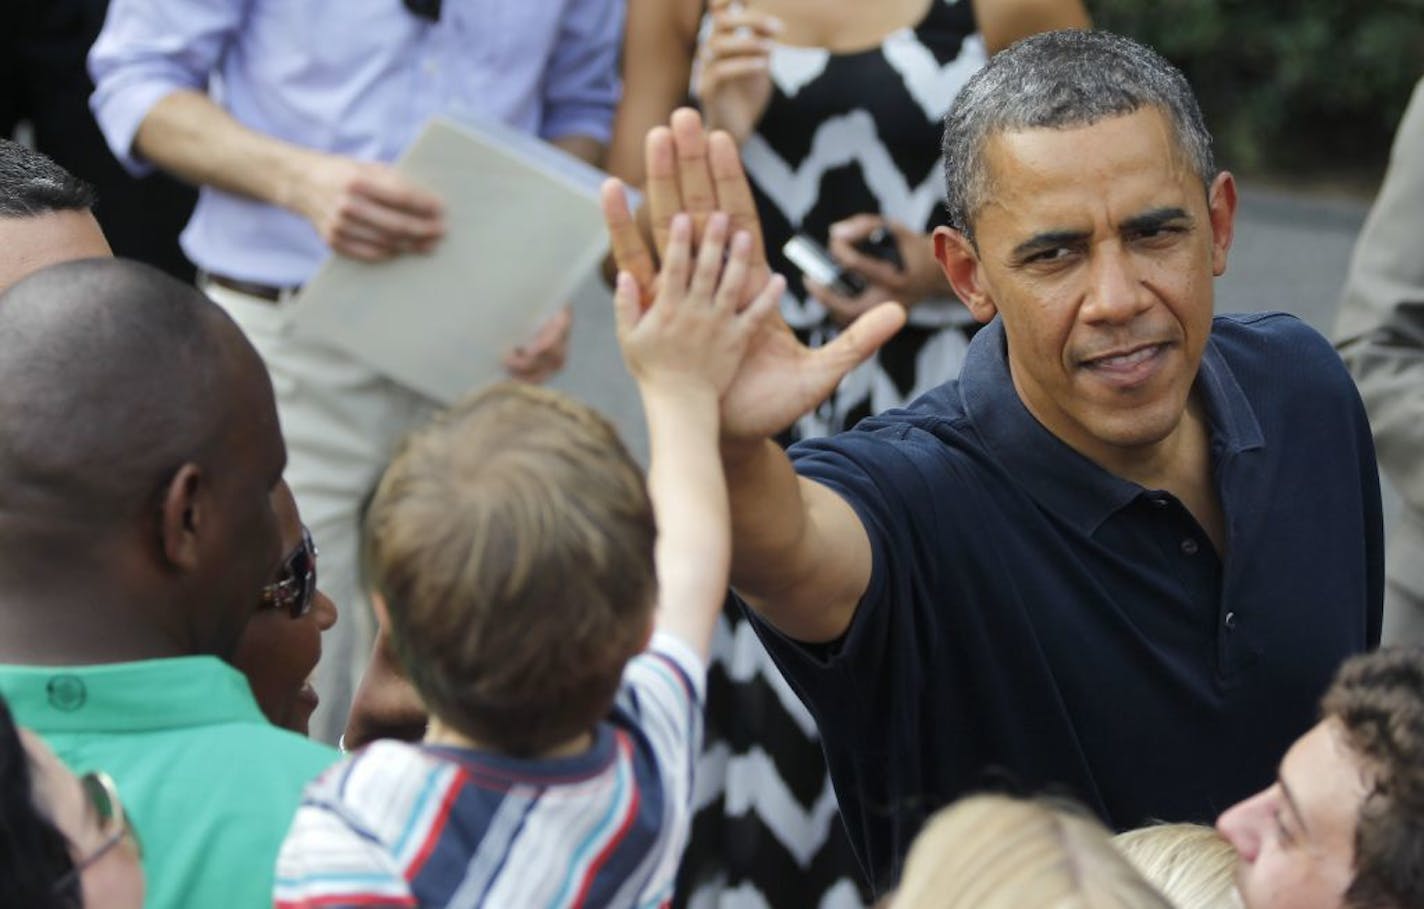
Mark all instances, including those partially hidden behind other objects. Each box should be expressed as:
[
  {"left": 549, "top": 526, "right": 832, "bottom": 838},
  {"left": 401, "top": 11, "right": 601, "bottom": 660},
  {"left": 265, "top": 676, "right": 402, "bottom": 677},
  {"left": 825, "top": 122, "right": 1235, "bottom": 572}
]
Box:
[{"left": 602, "top": 109, "right": 905, "bottom": 441}]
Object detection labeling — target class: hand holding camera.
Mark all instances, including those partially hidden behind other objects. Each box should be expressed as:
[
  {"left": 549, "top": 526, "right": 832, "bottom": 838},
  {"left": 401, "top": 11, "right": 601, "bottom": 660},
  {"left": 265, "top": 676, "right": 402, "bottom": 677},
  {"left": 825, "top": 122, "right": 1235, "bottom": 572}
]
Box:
[{"left": 785, "top": 215, "right": 950, "bottom": 326}]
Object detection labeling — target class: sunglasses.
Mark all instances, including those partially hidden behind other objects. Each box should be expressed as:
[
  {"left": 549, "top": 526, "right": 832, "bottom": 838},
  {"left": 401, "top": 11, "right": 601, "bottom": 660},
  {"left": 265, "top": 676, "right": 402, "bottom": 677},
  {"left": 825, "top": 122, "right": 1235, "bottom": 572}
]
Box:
[
  {"left": 403, "top": 0, "right": 440, "bottom": 21},
  {"left": 52, "top": 771, "right": 141, "bottom": 894},
  {"left": 260, "top": 526, "right": 319, "bottom": 619}
]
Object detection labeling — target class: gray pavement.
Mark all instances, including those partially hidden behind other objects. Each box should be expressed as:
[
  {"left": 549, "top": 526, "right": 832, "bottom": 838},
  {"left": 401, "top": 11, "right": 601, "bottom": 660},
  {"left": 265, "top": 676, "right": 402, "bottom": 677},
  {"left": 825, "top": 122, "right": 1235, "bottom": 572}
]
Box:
[{"left": 1217, "top": 184, "right": 1369, "bottom": 331}]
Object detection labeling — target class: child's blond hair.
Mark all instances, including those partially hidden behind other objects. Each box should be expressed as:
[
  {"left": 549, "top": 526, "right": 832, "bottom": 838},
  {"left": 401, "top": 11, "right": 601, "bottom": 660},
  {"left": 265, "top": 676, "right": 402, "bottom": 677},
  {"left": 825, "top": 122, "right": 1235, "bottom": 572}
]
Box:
[{"left": 366, "top": 382, "right": 657, "bottom": 755}]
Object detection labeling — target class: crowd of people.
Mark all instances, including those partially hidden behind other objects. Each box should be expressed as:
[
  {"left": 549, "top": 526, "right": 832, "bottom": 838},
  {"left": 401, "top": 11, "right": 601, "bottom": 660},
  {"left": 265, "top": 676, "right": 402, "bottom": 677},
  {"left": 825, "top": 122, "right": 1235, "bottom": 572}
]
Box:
[{"left": 2, "top": 2, "right": 1423, "bottom": 908}]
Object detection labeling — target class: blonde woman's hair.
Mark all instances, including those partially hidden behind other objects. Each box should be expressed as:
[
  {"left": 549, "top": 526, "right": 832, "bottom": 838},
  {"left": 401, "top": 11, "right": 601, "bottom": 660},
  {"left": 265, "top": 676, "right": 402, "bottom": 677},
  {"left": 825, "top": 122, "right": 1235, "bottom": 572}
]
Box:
[
  {"left": 1113, "top": 824, "right": 1243, "bottom": 909},
  {"left": 894, "top": 794, "right": 1172, "bottom": 909}
]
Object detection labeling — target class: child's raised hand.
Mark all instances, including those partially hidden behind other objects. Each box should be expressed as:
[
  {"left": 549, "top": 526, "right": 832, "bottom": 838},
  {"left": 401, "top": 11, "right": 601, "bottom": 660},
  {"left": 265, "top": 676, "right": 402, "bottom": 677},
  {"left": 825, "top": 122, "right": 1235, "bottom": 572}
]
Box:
[{"left": 614, "top": 210, "right": 784, "bottom": 399}]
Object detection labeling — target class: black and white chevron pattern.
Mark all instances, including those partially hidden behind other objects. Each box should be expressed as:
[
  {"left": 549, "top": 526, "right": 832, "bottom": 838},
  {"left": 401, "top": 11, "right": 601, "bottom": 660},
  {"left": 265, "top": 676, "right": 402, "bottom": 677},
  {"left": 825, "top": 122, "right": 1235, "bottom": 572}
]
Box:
[
  {"left": 676, "top": 5, "right": 989, "bottom": 905},
  {"left": 742, "top": 0, "right": 985, "bottom": 440},
  {"left": 675, "top": 608, "right": 871, "bottom": 908}
]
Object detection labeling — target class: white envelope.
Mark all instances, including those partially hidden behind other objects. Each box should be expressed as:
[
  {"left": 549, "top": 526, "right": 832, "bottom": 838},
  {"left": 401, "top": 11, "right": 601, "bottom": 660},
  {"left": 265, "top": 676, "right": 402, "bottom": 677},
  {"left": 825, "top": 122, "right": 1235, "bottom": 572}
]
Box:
[{"left": 291, "top": 117, "right": 614, "bottom": 404}]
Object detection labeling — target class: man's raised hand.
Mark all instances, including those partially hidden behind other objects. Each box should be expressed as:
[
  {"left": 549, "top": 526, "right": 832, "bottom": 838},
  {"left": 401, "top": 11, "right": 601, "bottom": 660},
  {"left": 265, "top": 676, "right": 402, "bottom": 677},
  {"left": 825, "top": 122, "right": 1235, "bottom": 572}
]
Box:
[{"left": 602, "top": 107, "right": 906, "bottom": 443}]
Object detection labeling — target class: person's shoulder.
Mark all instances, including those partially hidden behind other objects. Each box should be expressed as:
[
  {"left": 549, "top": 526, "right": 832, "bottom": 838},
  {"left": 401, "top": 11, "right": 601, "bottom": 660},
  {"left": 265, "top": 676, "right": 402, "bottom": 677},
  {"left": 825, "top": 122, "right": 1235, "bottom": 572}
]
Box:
[
  {"left": 1212, "top": 311, "right": 1333, "bottom": 354},
  {"left": 291, "top": 742, "right": 457, "bottom": 857},
  {"left": 311, "top": 741, "right": 450, "bottom": 818},
  {"left": 1211, "top": 312, "right": 1350, "bottom": 383},
  {"left": 316, "top": 740, "right": 439, "bottom": 798},
  {"left": 1210, "top": 312, "right": 1365, "bottom": 426},
  {"left": 219, "top": 720, "right": 341, "bottom": 779},
  {"left": 618, "top": 632, "right": 706, "bottom": 728}
]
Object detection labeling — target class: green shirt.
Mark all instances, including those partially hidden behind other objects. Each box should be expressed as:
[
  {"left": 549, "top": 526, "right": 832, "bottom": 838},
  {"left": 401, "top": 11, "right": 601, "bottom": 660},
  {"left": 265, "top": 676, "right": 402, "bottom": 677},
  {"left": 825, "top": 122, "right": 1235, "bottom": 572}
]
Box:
[{"left": 0, "top": 656, "right": 337, "bottom": 909}]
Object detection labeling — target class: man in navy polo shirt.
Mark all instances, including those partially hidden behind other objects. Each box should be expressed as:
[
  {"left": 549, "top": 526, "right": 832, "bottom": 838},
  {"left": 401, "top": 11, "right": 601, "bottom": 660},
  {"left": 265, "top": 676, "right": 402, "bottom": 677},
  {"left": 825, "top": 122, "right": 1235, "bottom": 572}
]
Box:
[{"left": 602, "top": 29, "right": 1382, "bottom": 896}]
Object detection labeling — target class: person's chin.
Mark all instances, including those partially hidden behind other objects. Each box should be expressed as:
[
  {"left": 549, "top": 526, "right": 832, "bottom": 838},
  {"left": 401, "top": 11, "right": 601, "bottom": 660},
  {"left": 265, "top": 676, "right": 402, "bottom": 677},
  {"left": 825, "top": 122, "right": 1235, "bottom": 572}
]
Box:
[{"left": 285, "top": 681, "right": 320, "bottom": 737}]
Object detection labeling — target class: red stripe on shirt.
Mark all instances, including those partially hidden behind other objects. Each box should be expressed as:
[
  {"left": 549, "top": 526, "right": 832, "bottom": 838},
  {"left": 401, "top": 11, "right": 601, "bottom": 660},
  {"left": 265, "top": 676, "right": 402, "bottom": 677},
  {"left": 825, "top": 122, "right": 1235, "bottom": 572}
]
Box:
[
  {"left": 405, "top": 767, "right": 469, "bottom": 879},
  {"left": 570, "top": 732, "right": 642, "bottom": 907},
  {"left": 276, "top": 894, "right": 416, "bottom": 908}
]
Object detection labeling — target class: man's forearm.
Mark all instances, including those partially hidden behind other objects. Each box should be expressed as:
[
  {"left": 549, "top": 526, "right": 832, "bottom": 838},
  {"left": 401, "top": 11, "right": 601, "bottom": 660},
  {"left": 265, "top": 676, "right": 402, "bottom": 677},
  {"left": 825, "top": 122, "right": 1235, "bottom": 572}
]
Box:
[
  {"left": 725, "top": 439, "right": 870, "bottom": 643},
  {"left": 134, "top": 89, "right": 314, "bottom": 211}
]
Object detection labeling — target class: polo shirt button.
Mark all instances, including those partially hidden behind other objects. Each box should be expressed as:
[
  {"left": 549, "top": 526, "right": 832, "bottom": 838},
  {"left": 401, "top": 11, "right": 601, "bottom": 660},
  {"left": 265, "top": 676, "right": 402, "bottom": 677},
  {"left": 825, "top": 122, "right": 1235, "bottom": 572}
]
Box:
[
  {"left": 1224, "top": 612, "right": 1238, "bottom": 631},
  {"left": 46, "top": 675, "right": 87, "bottom": 711},
  {"left": 1150, "top": 496, "right": 1169, "bottom": 508},
  {"left": 1181, "top": 538, "right": 1199, "bottom": 555}
]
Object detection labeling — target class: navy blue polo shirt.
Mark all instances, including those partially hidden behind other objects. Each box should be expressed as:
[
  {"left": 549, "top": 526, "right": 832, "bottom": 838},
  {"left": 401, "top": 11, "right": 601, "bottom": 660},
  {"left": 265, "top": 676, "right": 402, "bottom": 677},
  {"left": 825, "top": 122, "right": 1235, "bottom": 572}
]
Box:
[{"left": 749, "top": 313, "right": 1382, "bottom": 893}]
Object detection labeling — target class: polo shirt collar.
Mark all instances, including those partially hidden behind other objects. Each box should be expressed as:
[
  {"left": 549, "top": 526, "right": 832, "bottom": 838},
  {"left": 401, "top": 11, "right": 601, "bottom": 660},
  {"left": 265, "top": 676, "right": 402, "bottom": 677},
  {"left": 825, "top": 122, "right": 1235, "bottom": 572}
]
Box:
[
  {"left": 0, "top": 656, "right": 268, "bottom": 733},
  {"left": 959, "top": 317, "right": 1265, "bottom": 536}
]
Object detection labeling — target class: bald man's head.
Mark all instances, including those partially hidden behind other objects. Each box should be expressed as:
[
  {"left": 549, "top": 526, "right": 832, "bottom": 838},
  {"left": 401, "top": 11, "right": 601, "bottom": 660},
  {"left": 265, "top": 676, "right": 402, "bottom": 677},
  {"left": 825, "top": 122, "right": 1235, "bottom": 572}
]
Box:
[{"left": 0, "top": 259, "right": 287, "bottom": 659}]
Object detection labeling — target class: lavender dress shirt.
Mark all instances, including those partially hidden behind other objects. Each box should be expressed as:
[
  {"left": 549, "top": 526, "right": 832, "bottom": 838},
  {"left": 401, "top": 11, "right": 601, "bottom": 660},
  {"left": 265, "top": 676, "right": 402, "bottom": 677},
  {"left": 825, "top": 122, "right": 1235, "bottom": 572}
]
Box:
[{"left": 89, "top": 0, "right": 623, "bottom": 285}]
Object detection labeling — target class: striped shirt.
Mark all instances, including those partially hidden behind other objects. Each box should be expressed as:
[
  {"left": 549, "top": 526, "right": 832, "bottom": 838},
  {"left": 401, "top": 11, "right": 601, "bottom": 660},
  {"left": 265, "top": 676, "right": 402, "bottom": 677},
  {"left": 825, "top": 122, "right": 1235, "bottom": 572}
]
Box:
[{"left": 273, "top": 634, "right": 704, "bottom": 908}]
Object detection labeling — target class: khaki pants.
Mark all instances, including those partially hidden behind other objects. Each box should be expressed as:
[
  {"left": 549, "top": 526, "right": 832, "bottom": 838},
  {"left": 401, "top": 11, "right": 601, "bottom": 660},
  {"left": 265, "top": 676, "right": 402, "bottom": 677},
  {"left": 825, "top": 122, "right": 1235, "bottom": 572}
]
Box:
[{"left": 202, "top": 279, "right": 439, "bottom": 744}]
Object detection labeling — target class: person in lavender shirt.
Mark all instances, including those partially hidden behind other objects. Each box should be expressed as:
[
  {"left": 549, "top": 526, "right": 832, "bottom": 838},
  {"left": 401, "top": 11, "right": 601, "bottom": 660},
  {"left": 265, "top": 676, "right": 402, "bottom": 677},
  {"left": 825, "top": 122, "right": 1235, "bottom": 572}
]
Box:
[{"left": 88, "top": 0, "right": 624, "bottom": 744}]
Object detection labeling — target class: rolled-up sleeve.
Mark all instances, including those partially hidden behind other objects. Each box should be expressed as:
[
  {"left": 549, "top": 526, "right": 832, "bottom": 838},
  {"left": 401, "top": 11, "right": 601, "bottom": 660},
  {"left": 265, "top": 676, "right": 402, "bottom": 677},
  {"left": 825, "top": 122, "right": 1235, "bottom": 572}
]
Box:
[
  {"left": 538, "top": 0, "right": 624, "bottom": 143},
  {"left": 88, "top": 0, "right": 242, "bottom": 174}
]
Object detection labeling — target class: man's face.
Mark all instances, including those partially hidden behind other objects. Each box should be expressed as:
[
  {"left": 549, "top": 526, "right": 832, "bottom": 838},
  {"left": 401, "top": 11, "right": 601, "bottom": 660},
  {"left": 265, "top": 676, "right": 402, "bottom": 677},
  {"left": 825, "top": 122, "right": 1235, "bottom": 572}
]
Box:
[
  {"left": 0, "top": 210, "right": 111, "bottom": 291},
  {"left": 936, "top": 107, "right": 1236, "bottom": 468},
  {"left": 1217, "top": 719, "right": 1370, "bottom": 909}
]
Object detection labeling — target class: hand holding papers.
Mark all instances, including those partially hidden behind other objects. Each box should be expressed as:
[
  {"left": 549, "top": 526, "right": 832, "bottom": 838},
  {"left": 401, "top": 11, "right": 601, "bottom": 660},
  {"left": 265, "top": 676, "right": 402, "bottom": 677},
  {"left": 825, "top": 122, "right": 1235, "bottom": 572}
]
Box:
[{"left": 292, "top": 117, "right": 616, "bottom": 403}]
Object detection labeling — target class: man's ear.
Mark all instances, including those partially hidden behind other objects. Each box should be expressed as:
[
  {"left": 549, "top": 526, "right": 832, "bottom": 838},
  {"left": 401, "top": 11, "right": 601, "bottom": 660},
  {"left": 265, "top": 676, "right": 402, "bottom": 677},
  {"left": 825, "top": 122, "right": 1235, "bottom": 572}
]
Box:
[
  {"left": 1207, "top": 171, "right": 1238, "bottom": 277},
  {"left": 933, "top": 226, "right": 998, "bottom": 323},
  {"left": 158, "top": 463, "right": 204, "bottom": 571},
  {"left": 371, "top": 590, "right": 391, "bottom": 632}
]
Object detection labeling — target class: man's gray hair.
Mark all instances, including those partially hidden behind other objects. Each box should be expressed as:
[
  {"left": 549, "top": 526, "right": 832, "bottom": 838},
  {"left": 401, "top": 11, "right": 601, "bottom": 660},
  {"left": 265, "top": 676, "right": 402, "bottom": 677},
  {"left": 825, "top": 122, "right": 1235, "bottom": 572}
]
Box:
[{"left": 942, "top": 30, "right": 1216, "bottom": 239}]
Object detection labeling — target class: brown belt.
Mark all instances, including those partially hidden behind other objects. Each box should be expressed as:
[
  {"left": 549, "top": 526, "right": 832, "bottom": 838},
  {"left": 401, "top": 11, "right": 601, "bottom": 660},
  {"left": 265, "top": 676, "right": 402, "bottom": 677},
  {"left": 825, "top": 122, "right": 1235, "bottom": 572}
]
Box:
[{"left": 202, "top": 272, "right": 301, "bottom": 303}]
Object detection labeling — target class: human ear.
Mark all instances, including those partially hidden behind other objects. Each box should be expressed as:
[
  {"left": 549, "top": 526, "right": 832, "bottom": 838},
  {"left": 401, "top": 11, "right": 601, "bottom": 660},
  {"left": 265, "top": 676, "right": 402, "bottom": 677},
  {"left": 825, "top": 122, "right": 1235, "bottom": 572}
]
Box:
[
  {"left": 933, "top": 226, "right": 998, "bottom": 323},
  {"left": 1207, "top": 171, "right": 1238, "bottom": 277},
  {"left": 158, "top": 463, "right": 205, "bottom": 571},
  {"left": 370, "top": 590, "right": 392, "bottom": 631}
]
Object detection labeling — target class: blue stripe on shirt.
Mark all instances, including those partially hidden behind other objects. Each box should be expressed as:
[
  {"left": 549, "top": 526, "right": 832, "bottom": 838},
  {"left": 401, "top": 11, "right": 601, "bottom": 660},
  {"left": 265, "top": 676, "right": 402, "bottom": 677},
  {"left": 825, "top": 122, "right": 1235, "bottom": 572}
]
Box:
[{"left": 547, "top": 740, "right": 633, "bottom": 907}]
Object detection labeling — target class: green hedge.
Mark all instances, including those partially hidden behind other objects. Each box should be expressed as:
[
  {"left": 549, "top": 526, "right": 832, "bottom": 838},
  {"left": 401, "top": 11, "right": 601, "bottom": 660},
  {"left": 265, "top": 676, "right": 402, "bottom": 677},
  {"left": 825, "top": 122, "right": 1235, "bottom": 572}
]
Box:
[{"left": 1091, "top": 0, "right": 1424, "bottom": 180}]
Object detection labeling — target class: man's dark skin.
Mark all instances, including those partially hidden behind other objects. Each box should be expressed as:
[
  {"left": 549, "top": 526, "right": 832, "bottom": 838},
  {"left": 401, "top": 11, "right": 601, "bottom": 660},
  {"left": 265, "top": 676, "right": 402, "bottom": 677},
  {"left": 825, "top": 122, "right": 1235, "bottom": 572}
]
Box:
[{"left": 0, "top": 258, "right": 287, "bottom": 665}]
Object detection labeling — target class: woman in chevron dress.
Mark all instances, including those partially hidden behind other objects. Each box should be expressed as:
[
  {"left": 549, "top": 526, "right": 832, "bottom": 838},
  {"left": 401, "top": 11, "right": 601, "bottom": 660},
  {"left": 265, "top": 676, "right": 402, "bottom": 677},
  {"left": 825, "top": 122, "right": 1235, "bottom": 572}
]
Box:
[{"left": 608, "top": 1, "right": 1089, "bottom": 905}]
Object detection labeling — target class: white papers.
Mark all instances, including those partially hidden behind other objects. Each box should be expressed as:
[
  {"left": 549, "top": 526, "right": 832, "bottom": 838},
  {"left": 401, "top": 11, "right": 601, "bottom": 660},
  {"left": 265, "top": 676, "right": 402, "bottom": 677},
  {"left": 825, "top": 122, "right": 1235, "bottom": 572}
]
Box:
[{"left": 291, "top": 117, "right": 614, "bottom": 404}]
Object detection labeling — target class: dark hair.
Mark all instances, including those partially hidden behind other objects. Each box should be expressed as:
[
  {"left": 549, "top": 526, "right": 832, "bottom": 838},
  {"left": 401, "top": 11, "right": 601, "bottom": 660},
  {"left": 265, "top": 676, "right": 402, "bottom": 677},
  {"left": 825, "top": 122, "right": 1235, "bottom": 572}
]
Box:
[
  {"left": 941, "top": 29, "right": 1215, "bottom": 240},
  {"left": 367, "top": 383, "right": 657, "bottom": 756},
  {"left": 1322, "top": 648, "right": 1424, "bottom": 909},
  {"left": 0, "top": 140, "right": 97, "bottom": 218},
  {"left": 0, "top": 697, "right": 81, "bottom": 909}
]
